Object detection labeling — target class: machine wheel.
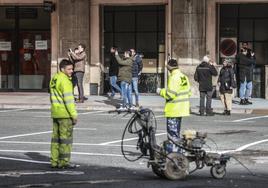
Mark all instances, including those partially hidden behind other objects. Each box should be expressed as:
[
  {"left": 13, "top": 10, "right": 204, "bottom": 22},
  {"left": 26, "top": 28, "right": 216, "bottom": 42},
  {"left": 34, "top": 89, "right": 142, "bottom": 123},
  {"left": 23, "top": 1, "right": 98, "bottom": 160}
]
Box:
[
  {"left": 163, "top": 153, "right": 189, "bottom": 180},
  {"left": 151, "top": 164, "right": 165, "bottom": 178},
  {"left": 210, "top": 164, "right": 226, "bottom": 179}
]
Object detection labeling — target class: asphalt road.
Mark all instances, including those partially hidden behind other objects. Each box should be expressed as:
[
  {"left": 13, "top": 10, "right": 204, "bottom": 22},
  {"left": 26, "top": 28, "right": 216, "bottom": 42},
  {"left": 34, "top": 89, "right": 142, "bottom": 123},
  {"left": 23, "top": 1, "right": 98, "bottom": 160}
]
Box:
[{"left": 0, "top": 108, "right": 268, "bottom": 188}]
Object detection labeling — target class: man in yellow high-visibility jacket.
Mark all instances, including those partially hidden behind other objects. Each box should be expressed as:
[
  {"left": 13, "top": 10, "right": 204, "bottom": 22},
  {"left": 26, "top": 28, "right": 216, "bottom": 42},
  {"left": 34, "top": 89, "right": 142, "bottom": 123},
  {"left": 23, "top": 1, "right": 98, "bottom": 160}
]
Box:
[
  {"left": 50, "top": 59, "right": 78, "bottom": 169},
  {"left": 157, "top": 59, "right": 191, "bottom": 153}
]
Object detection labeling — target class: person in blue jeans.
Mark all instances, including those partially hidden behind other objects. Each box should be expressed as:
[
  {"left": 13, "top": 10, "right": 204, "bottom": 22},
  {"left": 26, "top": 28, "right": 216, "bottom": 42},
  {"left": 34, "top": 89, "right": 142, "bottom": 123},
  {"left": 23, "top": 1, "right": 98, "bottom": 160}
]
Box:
[
  {"left": 236, "top": 42, "right": 256, "bottom": 105},
  {"left": 130, "top": 49, "right": 143, "bottom": 107},
  {"left": 115, "top": 50, "right": 134, "bottom": 109},
  {"left": 108, "top": 47, "right": 121, "bottom": 98}
]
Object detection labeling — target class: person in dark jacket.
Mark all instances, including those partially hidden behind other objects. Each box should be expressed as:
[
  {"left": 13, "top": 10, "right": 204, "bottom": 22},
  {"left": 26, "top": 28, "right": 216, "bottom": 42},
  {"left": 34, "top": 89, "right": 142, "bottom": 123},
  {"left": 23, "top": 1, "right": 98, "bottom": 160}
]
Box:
[
  {"left": 109, "top": 47, "right": 121, "bottom": 98},
  {"left": 194, "top": 55, "right": 218, "bottom": 116},
  {"left": 236, "top": 42, "right": 256, "bottom": 105},
  {"left": 115, "top": 50, "right": 134, "bottom": 109},
  {"left": 217, "top": 59, "right": 236, "bottom": 115},
  {"left": 130, "top": 49, "right": 143, "bottom": 107}
]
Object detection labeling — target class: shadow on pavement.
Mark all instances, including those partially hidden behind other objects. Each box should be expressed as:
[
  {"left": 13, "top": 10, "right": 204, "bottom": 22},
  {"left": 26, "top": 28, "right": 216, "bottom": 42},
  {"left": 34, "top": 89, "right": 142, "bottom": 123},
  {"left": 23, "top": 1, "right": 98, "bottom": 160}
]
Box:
[{"left": 1, "top": 154, "right": 268, "bottom": 188}]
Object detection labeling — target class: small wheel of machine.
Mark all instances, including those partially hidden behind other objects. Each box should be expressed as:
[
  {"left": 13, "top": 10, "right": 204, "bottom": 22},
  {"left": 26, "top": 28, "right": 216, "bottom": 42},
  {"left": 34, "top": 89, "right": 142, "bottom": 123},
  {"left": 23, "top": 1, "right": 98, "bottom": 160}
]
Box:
[
  {"left": 151, "top": 164, "right": 165, "bottom": 178},
  {"left": 210, "top": 164, "right": 226, "bottom": 179},
  {"left": 163, "top": 153, "right": 189, "bottom": 180}
]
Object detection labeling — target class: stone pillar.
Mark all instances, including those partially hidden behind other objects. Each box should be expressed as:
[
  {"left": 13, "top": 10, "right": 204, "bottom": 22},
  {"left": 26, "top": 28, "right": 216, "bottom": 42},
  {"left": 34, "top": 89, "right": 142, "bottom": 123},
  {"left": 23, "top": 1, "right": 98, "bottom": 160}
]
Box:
[
  {"left": 172, "top": 0, "right": 206, "bottom": 97},
  {"left": 89, "top": 3, "right": 102, "bottom": 95},
  {"left": 265, "top": 65, "right": 268, "bottom": 99},
  {"left": 51, "top": 0, "right": 58, "bottom": 77},
  {"left": 57, "top": 0, "right": 90, "bottom": 95}
]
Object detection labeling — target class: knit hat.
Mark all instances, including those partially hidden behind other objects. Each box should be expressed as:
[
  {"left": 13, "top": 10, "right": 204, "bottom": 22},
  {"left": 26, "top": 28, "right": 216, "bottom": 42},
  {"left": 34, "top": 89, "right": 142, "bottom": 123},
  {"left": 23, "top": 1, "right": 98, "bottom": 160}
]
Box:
[
  {"left": 202, "top": 55, "right": 210, "bottom": 63},
  {"left": 167, "top": 59, "right": 178, "bottom": 67}
]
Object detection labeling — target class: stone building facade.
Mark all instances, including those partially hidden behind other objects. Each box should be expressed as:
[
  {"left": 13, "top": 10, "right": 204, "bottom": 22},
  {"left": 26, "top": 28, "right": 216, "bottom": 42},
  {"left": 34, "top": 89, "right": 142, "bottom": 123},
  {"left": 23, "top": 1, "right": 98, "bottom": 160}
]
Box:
[{"left": 0, "top": 0, "right": 267, "bottom": 98}]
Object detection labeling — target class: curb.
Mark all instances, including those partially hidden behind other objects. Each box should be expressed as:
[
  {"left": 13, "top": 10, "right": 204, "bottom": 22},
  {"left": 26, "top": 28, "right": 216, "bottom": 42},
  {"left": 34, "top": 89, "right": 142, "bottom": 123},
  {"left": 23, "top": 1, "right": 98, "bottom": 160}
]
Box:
[{"left": 1, "top": 103, "right": 267, "bottom": 114}]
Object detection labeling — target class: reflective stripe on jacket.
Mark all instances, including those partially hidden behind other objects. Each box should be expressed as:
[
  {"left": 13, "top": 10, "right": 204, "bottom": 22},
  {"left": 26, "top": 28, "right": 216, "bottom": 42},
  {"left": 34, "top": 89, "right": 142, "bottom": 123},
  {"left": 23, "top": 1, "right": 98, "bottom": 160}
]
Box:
[
  {"left": 160, "top": 69, "right": 191, "bottom": 117},
  {"left": 50, "top": 72, "right": 77, "bottom": 119}
]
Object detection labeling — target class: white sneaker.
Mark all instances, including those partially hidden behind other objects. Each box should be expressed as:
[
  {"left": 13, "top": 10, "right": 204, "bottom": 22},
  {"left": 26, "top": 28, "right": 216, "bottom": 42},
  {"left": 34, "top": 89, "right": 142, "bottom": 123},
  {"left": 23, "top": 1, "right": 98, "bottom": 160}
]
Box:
[
  {"left": 117, "top": 106, "right": 127, "bottom": 111},
  {"left": 128, "top": 106, "right": 136, "bottom": 111}
]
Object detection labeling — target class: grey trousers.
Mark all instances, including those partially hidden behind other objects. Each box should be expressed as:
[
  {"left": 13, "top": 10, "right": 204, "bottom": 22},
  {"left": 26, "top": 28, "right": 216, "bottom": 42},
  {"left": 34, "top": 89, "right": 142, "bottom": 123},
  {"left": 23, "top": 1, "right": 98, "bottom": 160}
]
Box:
[
  {"left": 200, "top": 91, "right": 213, "bottom": 113},
  {"left": 74, "top": 71, "right": 84, "bottom": 100}
]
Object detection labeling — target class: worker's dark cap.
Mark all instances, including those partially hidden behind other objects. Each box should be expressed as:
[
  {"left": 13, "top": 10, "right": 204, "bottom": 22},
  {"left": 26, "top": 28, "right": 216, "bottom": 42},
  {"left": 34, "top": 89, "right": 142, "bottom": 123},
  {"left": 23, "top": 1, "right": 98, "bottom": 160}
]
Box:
[{"left": 168, "top": 59, "right": 178, "bottom": 67}]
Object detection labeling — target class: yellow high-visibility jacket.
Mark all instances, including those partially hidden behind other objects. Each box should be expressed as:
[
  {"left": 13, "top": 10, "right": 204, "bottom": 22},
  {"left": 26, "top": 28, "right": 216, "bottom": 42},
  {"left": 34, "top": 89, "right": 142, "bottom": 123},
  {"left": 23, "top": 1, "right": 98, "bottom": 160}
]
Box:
[
  {"left": 50, "top": 72, "right": 77, "bottom": 119},
  {"left": 160, "top": 69, "right": 191, "bottom": 117}
]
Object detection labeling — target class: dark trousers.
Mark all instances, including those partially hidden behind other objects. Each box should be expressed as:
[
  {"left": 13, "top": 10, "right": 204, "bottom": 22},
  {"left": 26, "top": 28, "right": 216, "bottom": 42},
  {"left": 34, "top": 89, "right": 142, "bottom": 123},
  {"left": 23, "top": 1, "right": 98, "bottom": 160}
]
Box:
[
  {"left": 73, "top": 71, "right": 84, "bottom": 100},
  {"left": 200, "top": 91, "right": 213, "bottom": 114}
]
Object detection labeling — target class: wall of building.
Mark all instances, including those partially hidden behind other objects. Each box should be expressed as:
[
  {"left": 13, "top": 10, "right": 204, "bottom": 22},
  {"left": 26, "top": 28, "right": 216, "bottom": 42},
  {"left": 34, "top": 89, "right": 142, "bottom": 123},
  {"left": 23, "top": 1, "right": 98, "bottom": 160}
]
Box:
[
  {"left": 171, "top": 0, "right": 206, "bottom": 96},
  {"left": 57, "top": 0, "right": 90, "bottom": 95}
]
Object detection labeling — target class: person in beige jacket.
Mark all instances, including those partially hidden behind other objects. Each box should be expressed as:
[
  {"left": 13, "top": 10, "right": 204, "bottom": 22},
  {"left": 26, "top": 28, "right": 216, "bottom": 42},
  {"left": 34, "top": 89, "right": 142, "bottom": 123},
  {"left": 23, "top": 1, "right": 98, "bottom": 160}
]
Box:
[{"left": 69, "top": 44, "right": 87, "bottom": 103}]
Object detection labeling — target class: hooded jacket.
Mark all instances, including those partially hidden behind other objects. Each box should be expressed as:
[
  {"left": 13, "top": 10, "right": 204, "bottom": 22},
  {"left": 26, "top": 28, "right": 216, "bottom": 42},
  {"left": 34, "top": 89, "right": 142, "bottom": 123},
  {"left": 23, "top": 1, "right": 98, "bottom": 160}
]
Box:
[
  {"left": 115, "top": 55, "right": 134, "bottom": 84},
  {"left": 132, "top": 54, "right": 143, "bottom": 78}
]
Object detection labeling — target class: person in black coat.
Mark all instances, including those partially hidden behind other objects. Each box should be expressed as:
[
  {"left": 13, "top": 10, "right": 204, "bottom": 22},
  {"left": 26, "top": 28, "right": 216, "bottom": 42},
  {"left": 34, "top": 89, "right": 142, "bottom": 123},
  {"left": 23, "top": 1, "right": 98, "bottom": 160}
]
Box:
[
  {"left": 236, "top": 42, "right": 256, "bottom": 105},
  {"left": 194, "top": 55, "right": 218, "bottom": 116},
  {"left": 109, "top": 46, "right": 121, "bottom": 98},
  {"left": 217, "top": 59, "right": 236, "bottom": 115}
]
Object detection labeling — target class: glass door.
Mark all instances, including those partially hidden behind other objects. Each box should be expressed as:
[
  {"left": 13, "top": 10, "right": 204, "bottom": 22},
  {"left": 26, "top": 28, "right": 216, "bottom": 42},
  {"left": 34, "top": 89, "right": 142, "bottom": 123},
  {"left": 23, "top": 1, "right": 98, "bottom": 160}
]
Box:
[
  {"left": 0, "top": 7, "right": 15, "bottom": 89},
  {"left": 18, "top": 7, "right": 51, "bottom": 90},
  {"left": 0, "top": 6, "right": 51, "bottom": 91}
]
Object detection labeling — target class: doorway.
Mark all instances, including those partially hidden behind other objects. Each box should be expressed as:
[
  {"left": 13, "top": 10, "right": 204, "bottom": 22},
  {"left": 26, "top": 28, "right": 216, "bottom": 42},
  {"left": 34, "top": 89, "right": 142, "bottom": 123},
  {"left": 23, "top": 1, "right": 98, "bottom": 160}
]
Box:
[
  {"left": 0, "top": 6, "right": 51, "bottom": 91},
  {"left": 219, "top": 3, "right": 268, "bottom": 98},
  {"left": 102, "top": 5, "right": 165, "bottom": 94}
]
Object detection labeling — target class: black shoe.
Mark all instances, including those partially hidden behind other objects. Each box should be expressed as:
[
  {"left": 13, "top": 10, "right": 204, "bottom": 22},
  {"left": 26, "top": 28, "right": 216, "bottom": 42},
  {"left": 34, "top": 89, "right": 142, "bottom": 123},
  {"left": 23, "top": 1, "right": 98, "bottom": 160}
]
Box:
[
  {"left": 245, "top": 99, "right": 252, "bottom": 105},
  {"left": 76, "top": 99, "right": 84, "bottom": 103},
  {"left": 226, "top": 110, "right": 231, "bottom": 116},
  {"left": 240, "top": 99, "right": 246, "bottom": 105},
  {"left": 83, "top": 96, "right": 88, "bottom": 101},
  {"left": 222, "top": 110, "right": 227, "bottom": 115},
  {"left": 59, "top": 163, "right": 80, "bottom": 169},
  {"left": 206, "top": 112, "right": 215, "bottom": 116}
]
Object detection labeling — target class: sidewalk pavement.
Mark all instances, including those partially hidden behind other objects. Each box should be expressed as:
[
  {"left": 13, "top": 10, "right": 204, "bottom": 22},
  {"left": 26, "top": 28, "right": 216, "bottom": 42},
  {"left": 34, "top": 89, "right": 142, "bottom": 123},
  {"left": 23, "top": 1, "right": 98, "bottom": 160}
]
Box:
[{"left": 0, "top": 92, "right": 268, "bottom": 114}]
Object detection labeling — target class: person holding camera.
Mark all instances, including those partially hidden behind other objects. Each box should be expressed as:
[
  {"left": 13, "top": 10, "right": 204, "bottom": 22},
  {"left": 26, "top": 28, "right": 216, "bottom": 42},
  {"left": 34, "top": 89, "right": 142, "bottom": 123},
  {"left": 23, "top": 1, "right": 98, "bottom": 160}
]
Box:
[
  {"left": 108, "top": 46, "right": 121, "bottom": 98},
  {"left": 115, "top": 50, "right": 134, "bottom": 110},
  {"left": 68, "top": 44, "right": 87, "bottom": 103},
  {"left": 194, "top": 55, "right": 218, "bottom": 116},
  {"left": 236, "top": 42, "right": 256, "bottom": 105},
  {"left": 217, "top": 59, "right": 236, "bottom": 115}
]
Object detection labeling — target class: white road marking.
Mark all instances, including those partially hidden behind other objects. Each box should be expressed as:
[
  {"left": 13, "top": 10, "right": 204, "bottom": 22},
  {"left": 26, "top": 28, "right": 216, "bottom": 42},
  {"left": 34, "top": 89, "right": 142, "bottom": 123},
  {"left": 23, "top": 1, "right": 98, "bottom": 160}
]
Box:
[
  {"left": 0, "top": 149, "right": 122, "bottom": 157},
  {"left": 33, "top": 110, "right": 106, "bottom": 117},
  {"left": 74, "top": 128, "right": 97, "bottom": 131},
  {"left": 78, "top": 111, "right": 106, "bottom": 115},
  {"left": 234, "top": 139, "right": 268, "bottom": 152},
  {"left": 232, "top": 115, "right": 268, "bottom": 122},
  {"left": 0, "top": 108, "right": 29, "bottom": 113},
  {"left": 99, "top": 132, "right": 167, "bottom": 145},
  {"left": 0, "top": 156, "right": 49, "bottom": 164},
  {"left": 209, "top": 139, "right": 268, "bottom": 154},
  {"left": 0, "top": 128, "right": 96, "bottom": 140},
  {"left": 0, "top": 169, "right": 84, "bottom": 177},
  {"left": 0, "top": 131, "right": 52, "bottom": 140},
  {"left": 0, "top": 141, "right": 136, "bottom": 147}
]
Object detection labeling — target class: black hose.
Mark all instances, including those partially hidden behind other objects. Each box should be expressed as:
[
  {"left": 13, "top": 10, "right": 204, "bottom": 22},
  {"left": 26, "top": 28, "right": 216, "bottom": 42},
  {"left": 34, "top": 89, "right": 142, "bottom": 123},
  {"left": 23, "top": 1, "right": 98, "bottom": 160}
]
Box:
[{"left": 120, "top": 109, "right": 158, "bottom": 162}]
